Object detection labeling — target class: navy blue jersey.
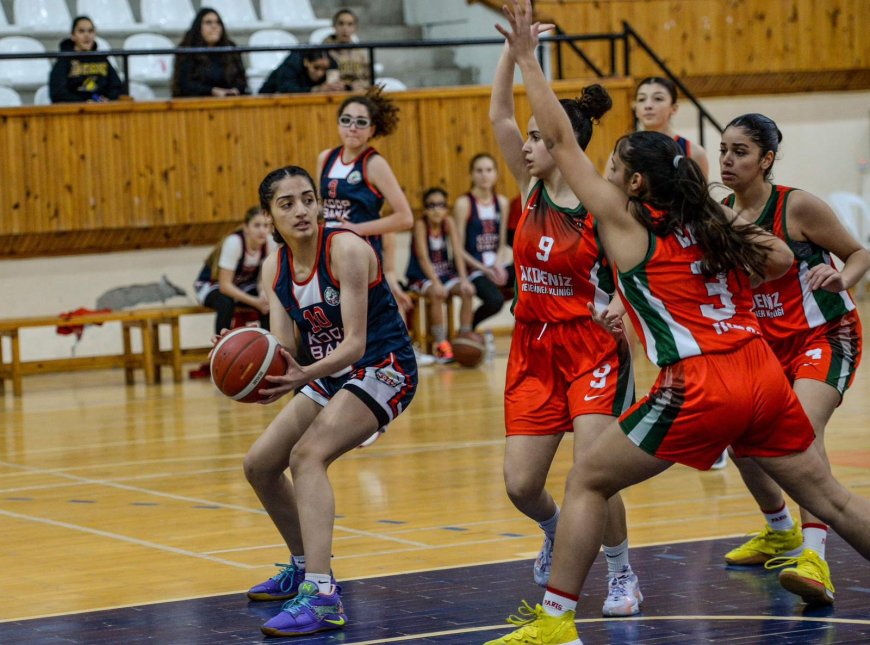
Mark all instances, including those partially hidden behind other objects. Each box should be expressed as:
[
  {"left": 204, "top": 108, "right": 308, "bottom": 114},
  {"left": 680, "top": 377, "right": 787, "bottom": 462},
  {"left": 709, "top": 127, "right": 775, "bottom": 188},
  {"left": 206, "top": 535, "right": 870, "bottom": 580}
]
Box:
[
  {"left": 463, "top": 192, "right": 502, "bottom": 266},
  {"left": 674, "top": 135, "right": 691, "bottom": 156},
  {"left": 320, "top": 146, "right": 385, "bottom": 255},
  {"left": 273, "top": 227, "right": 410, "bottom": 367},
  {"left": 405, "top": 221, "right": 456, "bottom": 283}
]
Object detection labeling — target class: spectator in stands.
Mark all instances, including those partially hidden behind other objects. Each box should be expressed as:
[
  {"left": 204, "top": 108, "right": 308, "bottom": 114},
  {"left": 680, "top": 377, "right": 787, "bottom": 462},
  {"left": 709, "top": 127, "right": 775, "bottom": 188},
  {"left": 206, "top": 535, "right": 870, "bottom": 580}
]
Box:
[
  {"left": 322, "top": 8, "right": 371, "bottom": 91},
  {"left": 258, "top": 49, "right": 345, "bottom": 94},
  {"left": 171, "top": 8, "right": 247, "bottom": 98},
  {"left": 49, "top": 16, "right": 123, "bottom": 103}
]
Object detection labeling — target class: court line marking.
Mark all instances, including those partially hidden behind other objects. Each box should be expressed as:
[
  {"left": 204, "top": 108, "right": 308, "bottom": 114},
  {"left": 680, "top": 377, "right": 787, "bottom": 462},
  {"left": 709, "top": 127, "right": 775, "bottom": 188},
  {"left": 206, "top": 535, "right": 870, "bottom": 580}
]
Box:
[
  {"left": 344, "top": 614, "right": 870, "bottom": 644},
  {"left": 0, "top": 507, "right": 257, "bottom": 568}
]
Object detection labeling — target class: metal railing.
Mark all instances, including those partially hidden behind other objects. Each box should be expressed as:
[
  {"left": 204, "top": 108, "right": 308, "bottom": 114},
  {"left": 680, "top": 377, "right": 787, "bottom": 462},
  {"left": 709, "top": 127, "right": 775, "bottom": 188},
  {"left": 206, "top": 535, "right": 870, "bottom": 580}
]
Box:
[{"left": 0, "top": 24, "right": 721, "bottom": 143}]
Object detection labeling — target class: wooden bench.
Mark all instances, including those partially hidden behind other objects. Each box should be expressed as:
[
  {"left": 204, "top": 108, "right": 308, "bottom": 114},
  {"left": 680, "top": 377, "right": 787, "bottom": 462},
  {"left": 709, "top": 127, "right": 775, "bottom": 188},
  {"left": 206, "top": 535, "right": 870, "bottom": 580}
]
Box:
[
  {"left": 0, "top": 306, "right": 218, "bottom": 396},
  {"left": 407, "top": 292, "right": 456, "bottom": 353}
]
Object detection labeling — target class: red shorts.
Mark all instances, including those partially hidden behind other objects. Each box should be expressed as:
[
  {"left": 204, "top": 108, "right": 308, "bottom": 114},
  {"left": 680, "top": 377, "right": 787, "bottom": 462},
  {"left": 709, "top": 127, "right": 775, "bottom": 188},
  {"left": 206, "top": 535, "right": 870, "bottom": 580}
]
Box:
[
  {"left": 766, "top": 311, "right": 862, "bottom": 398},
  {"left": 504, "top": 318, "right": 635, "bottom": 436},
  {"left": 619, "top": 338, "right": 814, "bottom": 470}
]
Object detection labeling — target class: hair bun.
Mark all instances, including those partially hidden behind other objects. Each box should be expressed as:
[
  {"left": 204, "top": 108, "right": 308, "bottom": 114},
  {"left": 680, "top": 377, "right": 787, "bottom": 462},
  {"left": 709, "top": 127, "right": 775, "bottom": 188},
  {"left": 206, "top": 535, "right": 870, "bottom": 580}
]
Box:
[{"left": 577, "top": 84, "right": 613, "bottom": 121}]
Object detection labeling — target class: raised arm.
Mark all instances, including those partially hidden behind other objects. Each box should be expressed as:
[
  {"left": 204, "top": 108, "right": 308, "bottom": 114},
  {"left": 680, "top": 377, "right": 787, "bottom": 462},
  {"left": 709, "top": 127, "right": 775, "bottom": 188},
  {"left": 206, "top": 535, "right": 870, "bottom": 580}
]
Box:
[
  {"left": 490, "top": 43, "right": 531, "bottom": 190},
  {"left": 497, "top": 1, "right": 634, "bottom": 231}
]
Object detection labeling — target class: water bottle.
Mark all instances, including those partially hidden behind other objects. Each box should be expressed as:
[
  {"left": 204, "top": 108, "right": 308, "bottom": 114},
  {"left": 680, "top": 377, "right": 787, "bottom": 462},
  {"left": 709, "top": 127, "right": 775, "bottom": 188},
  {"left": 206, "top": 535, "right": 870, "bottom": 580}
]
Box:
[{"left": 484, "top": 330, "right": 496, "bottom": 364}]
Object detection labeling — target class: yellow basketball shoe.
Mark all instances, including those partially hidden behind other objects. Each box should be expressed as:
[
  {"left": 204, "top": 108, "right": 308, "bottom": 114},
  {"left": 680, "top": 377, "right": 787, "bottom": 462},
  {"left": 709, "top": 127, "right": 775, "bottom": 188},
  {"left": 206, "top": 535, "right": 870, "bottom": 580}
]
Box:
[
  {"left": 484, "top": 601, "right": 582, "bottom": 645},
  {"left": 765, "top": 549, "right": 835, "bottom": 605},
  {"left": 724, "top": 524, "right": 802, "bottom": 565}
]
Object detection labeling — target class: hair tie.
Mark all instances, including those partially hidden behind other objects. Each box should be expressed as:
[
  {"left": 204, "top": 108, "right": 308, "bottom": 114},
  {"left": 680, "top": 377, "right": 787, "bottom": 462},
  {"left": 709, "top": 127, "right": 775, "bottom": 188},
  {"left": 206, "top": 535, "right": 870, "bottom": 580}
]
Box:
[{"left": 673, "top": 155, "right": 684, "bottom": 168}]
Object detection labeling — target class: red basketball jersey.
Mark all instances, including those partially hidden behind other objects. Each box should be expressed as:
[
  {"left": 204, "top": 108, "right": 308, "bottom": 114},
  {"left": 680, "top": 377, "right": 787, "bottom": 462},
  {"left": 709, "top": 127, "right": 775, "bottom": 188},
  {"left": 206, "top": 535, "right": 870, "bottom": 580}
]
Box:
[
  {"left": 723, "top": 186, "right": 857, "bottom": 340},
  {"left": 616, "top": 215, "right": 761, "bottom": 367},
  {"left": 512, "top": 181, "right": 615, "bottom": 323}
]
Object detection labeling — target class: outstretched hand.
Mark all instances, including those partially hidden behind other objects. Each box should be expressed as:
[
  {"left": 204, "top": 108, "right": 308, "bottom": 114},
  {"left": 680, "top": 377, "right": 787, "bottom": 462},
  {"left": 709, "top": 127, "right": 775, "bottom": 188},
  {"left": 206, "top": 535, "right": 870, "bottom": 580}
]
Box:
[{"left": 495, "top": 0, "right": 554, "bottom": 61}]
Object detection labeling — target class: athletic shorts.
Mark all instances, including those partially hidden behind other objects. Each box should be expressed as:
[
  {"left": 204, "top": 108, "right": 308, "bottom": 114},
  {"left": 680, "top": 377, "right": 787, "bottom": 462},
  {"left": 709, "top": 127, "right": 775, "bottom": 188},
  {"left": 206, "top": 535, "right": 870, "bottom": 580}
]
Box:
[
  {"left": 766, "top": 310, "right": 862, "bottom": 398},
  {"left": 619, "top": 337, "right": 814, "bottom": 470},
  {"left": 300, "top": 345, "right": 417, "bottom": 430},
  {"left": 504, "top": 318, "right": 635, "bottom": 436}
]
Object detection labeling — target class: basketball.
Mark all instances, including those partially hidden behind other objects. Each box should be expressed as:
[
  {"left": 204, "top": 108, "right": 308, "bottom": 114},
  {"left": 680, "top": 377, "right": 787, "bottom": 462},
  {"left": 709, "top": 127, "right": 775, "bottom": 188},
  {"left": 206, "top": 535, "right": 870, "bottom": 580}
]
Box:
[
  {"left": 451, "top": 331, "right": 485, "bottom": 368},
  {"left": 210, "top": 327, "right": 287, "bottom": 403}
]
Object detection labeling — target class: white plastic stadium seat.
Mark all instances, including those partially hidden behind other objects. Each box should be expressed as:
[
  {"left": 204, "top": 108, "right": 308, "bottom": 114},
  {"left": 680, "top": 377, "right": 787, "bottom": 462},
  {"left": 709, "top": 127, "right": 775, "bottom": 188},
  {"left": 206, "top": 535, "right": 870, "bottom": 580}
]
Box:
[
  {"left": 375, "top": 76, "right": 408, "bottom": 92},
  {"left": 127, "top": 80, "right": 156, "bottom": 101},
  {"left": 0, "top": 85, "right": 22, "bottom": 106},
  {"left": 826, "top": 191, "right": 870, "bottom": 294},
  {"left": 0, "top": 37, "right": 51, "bottom": 89},
  {"left": 206, "top": 0, "right": 274, "bottom": 30},
  {"left": 246, "top": 29, "right": 298, "bottom": 78},
  {"left": 260, "top": 0, "right": 330, "bottom": 30},
  {"left": 33, "top": 84, "right": 51, "bottom": 104},
  {"left": 94, "top": 35, "right": 123, "bottom": 79},
  {"left": 827, "top": 191, "right": 870, "bottom": 247},
  {"left": 14, "top": 0, "right": 72, "bottom": 33},
  {"left": 76, "top": 0, "right": 139, "bottom": 34},
  {"left": 140, "top": 0, "right": 195, "bottom": 32},
  {"left": 123, "top": 32, "right": 174, "bottom": 83},
  {"left": 0, "top": 3, "right": 20, "bottom": 35}
]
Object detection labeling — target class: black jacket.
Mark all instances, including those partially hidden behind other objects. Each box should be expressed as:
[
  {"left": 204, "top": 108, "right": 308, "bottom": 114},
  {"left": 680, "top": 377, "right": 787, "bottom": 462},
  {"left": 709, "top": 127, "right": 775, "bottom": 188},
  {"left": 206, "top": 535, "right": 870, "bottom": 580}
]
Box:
[
  {"left": 49, "top": 38, "right": 123, "bottom": 103},
  {"left": 259, "top": 52, "right": 334, "bottom": 94},
  {"left": 173, "top": 53, "right": 247, "bottom": 97}
]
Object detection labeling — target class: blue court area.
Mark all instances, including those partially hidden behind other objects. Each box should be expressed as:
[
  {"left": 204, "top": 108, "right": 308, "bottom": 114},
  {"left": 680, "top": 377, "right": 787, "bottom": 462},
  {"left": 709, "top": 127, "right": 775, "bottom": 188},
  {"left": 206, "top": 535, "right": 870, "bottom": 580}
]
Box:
[{"left": 3, "top": 535, "right": 868, "bottom": 644}]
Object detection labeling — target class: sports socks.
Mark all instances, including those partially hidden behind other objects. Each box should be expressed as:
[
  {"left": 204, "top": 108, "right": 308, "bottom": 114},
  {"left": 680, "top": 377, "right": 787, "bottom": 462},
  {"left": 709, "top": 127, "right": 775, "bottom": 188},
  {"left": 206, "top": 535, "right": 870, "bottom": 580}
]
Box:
[
  {"left": 802, "top": 523, "right": 828, "bottom": 558},
  {"left": 291, "top": 555, "right": 306, "bottom": 569},
  {"left": 603, "top": 538, "right": 630, "bottom": 577},
  {"left": 305, "top": 572, "right": 333, "bottom": 594},
  {"left": 762, "top": 502, "right": 794, "bottom": 531},
  {"left": 431, "top": 324, "right": 447, "bottom": 344},
  {"left": 538, "top": 507, "right": 559, "bottom": 541},
  {"left": 542, "top": 586, "right": 578, "bottom": 617}
]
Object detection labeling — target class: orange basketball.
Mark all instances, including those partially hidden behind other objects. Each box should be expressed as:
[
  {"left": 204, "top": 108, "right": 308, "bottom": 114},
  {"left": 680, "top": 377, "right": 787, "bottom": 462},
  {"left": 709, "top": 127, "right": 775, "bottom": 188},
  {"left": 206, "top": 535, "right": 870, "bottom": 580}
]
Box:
[
  {"left": 210, "top": 327, "right": 287, "bottom": 403},
  {"left": 452, "top": 331, "right": 485, "bottom": 368}
]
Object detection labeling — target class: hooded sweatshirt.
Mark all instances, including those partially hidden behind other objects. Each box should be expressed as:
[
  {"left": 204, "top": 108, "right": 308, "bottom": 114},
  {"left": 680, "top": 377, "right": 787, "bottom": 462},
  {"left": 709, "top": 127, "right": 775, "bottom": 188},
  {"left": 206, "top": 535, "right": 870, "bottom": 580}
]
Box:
[{"left": 49, "top": 38, "right": 124, "bottom": 103}]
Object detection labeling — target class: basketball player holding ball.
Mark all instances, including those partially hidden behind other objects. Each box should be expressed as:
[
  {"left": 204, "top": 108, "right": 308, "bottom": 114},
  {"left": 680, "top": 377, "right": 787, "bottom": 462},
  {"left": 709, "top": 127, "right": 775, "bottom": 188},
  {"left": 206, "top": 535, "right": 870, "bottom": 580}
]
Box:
[
  {"left": 489, "top": 41, "right": 640, "bottom": 616},
  {"left": 239, "top": 165, "right": 417, "bottom": 638}
]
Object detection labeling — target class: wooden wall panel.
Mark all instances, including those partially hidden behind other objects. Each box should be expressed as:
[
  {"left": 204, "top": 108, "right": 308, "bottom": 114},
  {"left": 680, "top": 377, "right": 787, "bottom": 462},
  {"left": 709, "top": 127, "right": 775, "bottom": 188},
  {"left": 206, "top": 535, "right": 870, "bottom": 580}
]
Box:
[
  {"left": 532, "top": 0, "right": 870, "bottom": 94},
  {"left": 0, "top": 81, "right": 633, "bottom": 258}
]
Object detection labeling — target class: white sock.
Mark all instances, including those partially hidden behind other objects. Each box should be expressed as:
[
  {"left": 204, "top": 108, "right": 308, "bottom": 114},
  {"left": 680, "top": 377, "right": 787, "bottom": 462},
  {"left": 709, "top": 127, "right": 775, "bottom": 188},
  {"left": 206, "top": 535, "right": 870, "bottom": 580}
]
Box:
[
  {"left": 762, "top": 502, "right": 794, "bottom": 531},
  {"left": 305, "top": 572, "right": 332, "bottom": 594},
  {"left": 538, "top": 507, "right": 559, "bottom": 541},
  {"left": 603, "top": 538, "right": 630, "bottom": 577},
  {"left": 542, "top": 588, "right": 577, "bottom": 617},
  {"left": 291, "top": 555, "right": 306, "bottom": 570},
  {"left": 432, "top": 324, "right": 447, "bottom": 343},
  {"left": 802, "top": 523, "right": 828, "bottom": 559}
]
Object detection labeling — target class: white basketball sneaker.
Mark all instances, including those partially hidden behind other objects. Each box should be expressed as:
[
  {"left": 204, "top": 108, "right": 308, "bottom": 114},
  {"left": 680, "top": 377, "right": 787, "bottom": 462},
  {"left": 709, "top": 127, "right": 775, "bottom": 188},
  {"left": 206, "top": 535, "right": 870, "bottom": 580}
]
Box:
[
  {"left": 533, "top": 534, "right": 554, "bottom": 586},
  {"left": 602, "top": 565, "right": 643, "bottom": 617}
]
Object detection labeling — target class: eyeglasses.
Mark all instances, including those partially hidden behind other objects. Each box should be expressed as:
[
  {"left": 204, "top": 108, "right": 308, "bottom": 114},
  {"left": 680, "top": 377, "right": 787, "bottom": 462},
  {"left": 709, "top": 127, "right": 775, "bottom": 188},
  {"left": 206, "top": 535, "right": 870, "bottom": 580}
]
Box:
[
  {"left": 425, "top": 201, "right": 448, "bottom": 209},
  {"left": 338, "top": 115, "right": 371, "bottom": 129}
]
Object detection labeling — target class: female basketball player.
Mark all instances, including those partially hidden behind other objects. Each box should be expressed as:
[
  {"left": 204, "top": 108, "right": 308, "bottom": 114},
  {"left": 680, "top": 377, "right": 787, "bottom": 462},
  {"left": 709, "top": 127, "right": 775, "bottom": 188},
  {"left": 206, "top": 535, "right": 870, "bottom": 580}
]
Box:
[
  {"left": 485, "top": 4, "right": 870, "bottom": 643},
  {"left": 489, "top": 41, "right": 640, "bottom": 617},
  {"left": 634, "top": 76, "right": 709, "bottom": 178},
  {"left": 453, "top": 153, "right": 514, "bottom": 329},
  {"left": 241, "top": 166, "right": 417, "bottom": 638},
  {"left": 719, "top": 113, "right": 869, "bottom": 605}
]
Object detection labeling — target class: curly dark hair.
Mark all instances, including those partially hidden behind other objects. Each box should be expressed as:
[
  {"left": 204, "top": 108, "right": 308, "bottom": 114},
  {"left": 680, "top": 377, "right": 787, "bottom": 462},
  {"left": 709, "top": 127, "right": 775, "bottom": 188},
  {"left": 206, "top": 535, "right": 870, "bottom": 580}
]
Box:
[
  {"left": 336, "top": 84, "right": 400, "bottom": 138},
  {"left": 170, "top": 8, "right": 246, "bottom": 96}
]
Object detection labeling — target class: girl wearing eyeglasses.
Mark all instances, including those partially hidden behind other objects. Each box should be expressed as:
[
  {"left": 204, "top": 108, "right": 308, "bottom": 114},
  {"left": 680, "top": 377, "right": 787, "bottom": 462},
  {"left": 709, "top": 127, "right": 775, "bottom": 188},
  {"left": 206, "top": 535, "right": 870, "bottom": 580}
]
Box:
[
  {"left": 405, "top": 187, "right": 476, "bottom": 362},
  {"left": 316, "top": 85, "right": 415, "bottom": 317}
]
